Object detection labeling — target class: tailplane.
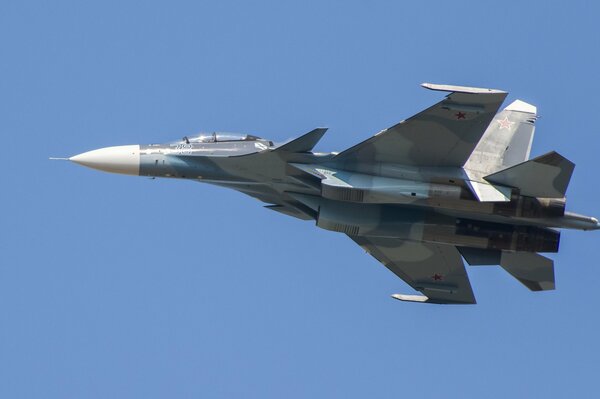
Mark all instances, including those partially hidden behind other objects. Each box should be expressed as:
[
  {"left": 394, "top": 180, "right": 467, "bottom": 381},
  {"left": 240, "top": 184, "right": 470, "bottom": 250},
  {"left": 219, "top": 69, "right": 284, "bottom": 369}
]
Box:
[
  {"left": 500, "top": 252, "right": 555, "bottom": 291},
  {"left": 459, "top": 248, "right": 555, "bottom": 291},
  {"left": 484, "top": 151, "right": 574, "bottom": 198}
]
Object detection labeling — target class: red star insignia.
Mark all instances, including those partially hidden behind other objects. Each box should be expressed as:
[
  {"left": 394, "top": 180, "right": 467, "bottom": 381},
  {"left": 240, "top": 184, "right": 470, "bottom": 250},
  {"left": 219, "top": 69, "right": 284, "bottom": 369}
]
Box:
[
  {"left": 455, "top": 112, "right": 466, "bottom": 120},
  {"left": 432, "top": 273, "right": 443, "bottom": 281},
  {"left": 496, "top": 116, "right": 514, "bottom": 130}
]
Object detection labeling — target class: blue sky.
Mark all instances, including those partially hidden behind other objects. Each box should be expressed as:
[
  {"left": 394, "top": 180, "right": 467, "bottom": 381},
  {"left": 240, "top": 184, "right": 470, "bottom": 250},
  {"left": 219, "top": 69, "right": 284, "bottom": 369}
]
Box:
[{"left": 2, "top": 1, "right": 599, "bottom": 397}]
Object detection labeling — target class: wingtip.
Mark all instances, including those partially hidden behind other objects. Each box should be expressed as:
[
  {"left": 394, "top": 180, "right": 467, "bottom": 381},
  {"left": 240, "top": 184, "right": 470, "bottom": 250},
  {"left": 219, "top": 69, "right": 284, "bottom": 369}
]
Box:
[
  {"left": 391, "top": 294, "right": 429, "bottom": 303},
  {"left": 421, "top": 82, "right": 506, "bottom": 94}
]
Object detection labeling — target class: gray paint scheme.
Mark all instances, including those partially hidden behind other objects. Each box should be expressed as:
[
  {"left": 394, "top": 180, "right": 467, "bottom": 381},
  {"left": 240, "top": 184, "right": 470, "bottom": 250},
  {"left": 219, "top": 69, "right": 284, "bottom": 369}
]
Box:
[
  {"left": 64, "top": 83, "right": 599, "bottom": 305},
  {"left": 485, "top": 151, "right": 575, "bottom": 198}
]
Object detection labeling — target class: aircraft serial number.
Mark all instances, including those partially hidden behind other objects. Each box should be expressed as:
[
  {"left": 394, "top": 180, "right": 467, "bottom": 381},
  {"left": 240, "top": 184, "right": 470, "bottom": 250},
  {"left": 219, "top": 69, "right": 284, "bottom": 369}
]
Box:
[{"left": 174, "top": 144, "right": 193, "bottom": 154}]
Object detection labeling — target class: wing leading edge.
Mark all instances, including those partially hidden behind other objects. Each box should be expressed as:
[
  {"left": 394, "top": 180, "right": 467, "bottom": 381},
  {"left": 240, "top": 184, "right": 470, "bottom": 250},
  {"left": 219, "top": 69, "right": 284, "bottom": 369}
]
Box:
[
  {"left": 350, "top": 236, "right": 476, "bottom": 304},
  {"left": 334, "top": 83, "right": 507, "bottom": 167}
]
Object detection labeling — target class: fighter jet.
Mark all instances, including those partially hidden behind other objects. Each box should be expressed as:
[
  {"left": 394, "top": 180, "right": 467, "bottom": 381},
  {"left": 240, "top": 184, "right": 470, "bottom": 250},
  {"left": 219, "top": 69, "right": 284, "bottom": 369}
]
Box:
[{"left": 59, "top": 83, "right": 599, "bottom": 304}]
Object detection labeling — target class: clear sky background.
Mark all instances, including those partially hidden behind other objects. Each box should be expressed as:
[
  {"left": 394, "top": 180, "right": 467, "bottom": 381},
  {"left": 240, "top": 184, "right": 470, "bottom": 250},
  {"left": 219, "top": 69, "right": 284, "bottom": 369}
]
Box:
[{"left": 2, "top": 1, "right": 599, "bottom": 397}]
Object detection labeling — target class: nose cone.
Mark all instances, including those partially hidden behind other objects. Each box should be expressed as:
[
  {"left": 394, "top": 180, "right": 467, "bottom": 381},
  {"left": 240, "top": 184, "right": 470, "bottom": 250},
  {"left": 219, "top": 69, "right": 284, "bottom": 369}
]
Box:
[{"left": 70, "top": 145, "right": 140, "bottom": 175}]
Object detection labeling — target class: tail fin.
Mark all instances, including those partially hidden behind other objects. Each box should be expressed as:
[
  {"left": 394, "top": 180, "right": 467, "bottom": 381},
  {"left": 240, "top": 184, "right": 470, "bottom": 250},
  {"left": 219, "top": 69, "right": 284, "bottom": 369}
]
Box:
[
  {"left": 464, "top": 99, "right": 537, "bottom": 175},
  {"left": 484, "top": 151, "right": 574, "bottom": 198}
]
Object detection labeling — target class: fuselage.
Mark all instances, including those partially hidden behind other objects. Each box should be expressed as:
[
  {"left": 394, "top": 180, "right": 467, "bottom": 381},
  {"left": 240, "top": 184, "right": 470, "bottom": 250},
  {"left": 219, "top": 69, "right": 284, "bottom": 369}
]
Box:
[{"left": 67, "top": 134, "right": 600, "bottom": 256}]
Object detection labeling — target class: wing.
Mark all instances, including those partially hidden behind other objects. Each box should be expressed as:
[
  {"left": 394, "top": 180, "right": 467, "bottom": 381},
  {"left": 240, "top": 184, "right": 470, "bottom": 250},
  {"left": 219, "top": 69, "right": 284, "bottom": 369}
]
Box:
[
  {"left": 350, "top": 236, "right": 476, "bottom": 304},
  {"left": 334, "top": 83, "right": 508, "bottom": 167}
]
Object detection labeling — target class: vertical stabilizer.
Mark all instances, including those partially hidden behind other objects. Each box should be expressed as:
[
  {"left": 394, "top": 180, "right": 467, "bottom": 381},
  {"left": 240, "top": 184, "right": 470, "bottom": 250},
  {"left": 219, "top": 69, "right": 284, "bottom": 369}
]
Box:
[{"left": 465, "top": 99, "right": 537, "bottom": 175}]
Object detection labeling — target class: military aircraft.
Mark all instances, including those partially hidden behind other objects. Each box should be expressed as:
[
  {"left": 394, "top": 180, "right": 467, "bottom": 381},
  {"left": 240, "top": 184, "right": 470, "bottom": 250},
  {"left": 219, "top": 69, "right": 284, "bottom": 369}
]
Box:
[{"left": 57, "top": 83, "right": 599, "bottom": 304}]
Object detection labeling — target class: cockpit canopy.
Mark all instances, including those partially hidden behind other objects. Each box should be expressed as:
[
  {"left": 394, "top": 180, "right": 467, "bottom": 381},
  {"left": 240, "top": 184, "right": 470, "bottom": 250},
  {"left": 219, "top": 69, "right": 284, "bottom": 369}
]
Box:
[{"left": 181, "top": 133, "right": 262, "bottom": 144}]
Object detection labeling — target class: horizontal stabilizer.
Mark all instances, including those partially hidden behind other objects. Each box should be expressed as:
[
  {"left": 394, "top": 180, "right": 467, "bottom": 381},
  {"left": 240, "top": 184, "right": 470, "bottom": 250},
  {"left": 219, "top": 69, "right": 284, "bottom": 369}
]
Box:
[
  {"left": 459, "top": 247, "right": 501, "bottom": 265},
  {"left": 500, "top": 252, "right": 555, "bottom": 291},
  {"left": 460, "top": 247, "right": 555, "bottom": 291},
  {"left": 274, "top": 128, "right": 327, "bottom": 153},
  {"left": 484, "top": 151, "right": 574, "bottom": 198}
]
